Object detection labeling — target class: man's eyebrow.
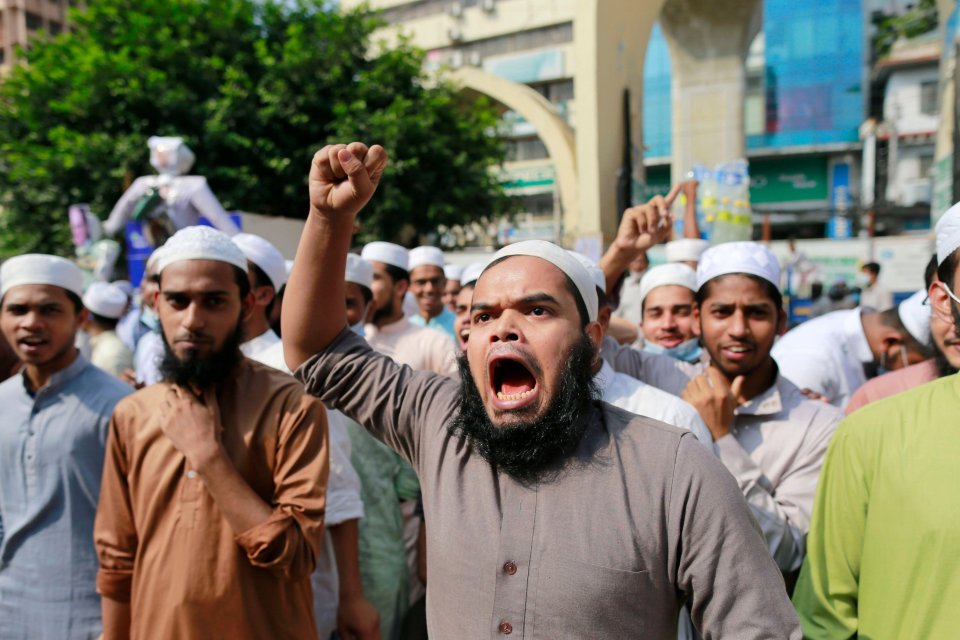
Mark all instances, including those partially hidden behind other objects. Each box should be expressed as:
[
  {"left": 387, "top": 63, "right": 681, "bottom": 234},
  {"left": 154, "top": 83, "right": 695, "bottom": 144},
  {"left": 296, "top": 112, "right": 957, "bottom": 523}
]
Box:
[
  {"left": 162, "top": 289, "right": 231, "bottom": 296},
  {"left": 471, "top": 292, "right": 562, "bottom": 312}
]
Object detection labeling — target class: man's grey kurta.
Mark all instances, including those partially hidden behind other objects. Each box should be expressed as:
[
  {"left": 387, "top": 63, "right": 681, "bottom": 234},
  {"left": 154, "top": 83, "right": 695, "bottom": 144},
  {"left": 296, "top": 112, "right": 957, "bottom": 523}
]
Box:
[{"left": 297, "top": 328, "right": 800, "bottom": 639}]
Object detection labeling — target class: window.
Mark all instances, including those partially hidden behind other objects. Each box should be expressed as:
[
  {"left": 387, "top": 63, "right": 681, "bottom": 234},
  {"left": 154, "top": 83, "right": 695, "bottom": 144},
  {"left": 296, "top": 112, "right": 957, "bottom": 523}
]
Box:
[
  {"left": 48, "top": 21, "right": 62, "bottom": 36},
  {"left": 920, "top": 80, "right": 938, "bottom": 115},
  {"left": 506, "top": 137, "right": 549, "bottom": 162},
  {"left": 919, "top": 155, "right": 934, "bottom": 178},
  {"left": 25, "top": 11, "right": 43, "bottom": 31}
]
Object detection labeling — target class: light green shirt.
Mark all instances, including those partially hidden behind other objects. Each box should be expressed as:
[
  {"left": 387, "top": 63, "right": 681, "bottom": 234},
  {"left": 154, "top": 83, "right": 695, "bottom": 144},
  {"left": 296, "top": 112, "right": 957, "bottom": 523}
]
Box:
[{"left": 793, "top": 373, "right": 960, "bottom": 639}]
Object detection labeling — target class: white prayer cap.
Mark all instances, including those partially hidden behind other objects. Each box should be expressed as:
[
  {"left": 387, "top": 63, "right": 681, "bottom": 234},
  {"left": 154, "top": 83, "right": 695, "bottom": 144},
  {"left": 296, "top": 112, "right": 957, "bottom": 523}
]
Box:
[
  {"left": 898, "top": 289, "right": 932, "bottom": 347},
  {"left": 148, "top": 136, "right": 195, "bottom": 176},
  {"left": 155, "top": 226, "right": 248, "bottom": 275},
  {"left": 361, "top": 241, "right": 409, "bottom": 271},
  {"left": 284, "top": 260, "right": 294, "bottom": 278},
  {"left": 1, "top": 254, "right": 84, "bottom": 299},
  {"left": 232, "top": 233, "right": 287, "bottom": 290},
  {"left": 345, "top": 254, "right": 373, "bottom": 290},
  {"left": 460, "top": 262, "right": 487, "bottom": 288},
  {"left": 483, "top": 240, "right": 599, "bottom": 322},
  {"left": 638, "top": 263, "right": 697, "bottom": 306},
  {"left": 936, "top": 201, "right": 960, "bottom": 265},
  {"left": 112, "top": 280, "right": 134, "bottom": 298},
  {"left": 666, "top": 238, "right": 711, "bottom": 264},
  {"left": 696, "top": 242, "right": 781, "bottom": 291},
  {"left": 145, "top": 246, "right": 166, "bottom": 273},
  {"left": 444, "top": 263, "right": 465, "bottom": 282},
  {"left": 408, "top": 246, "right": 445, "bottom": 271},
  {"left": 83, "top": 282, "right": 128, "bottom": 319},
  {"left": 567, "top": 250, "right": 606, "bottom": 294}
]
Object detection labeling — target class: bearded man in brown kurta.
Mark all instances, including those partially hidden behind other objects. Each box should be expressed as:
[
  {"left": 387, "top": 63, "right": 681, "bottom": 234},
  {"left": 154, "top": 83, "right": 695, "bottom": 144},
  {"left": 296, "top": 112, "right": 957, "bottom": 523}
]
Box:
[
  {"left": 94, "top": 226, "right": 329, "bottom": 640},
  {"left": 282, "top": 142, "right": 801, "bottom": 639}
]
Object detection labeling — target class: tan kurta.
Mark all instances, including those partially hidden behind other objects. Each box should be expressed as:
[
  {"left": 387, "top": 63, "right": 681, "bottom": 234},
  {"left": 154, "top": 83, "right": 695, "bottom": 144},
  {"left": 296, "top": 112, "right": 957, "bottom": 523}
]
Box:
[
  {"left": 364, "top": 317, "right": 457, "bottom": 375},
  {"left": 94, "top": 358, "right": 329, "bottom": 640},
  {"left": 297, "top": 328, "right": 801, "bottom": 639}
]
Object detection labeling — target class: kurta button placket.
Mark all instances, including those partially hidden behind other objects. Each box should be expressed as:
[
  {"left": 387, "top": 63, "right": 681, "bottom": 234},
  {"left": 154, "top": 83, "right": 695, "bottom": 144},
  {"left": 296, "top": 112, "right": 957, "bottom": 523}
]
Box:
[{"left": 498, "top": 621, "right": 513, "bottom": 635}]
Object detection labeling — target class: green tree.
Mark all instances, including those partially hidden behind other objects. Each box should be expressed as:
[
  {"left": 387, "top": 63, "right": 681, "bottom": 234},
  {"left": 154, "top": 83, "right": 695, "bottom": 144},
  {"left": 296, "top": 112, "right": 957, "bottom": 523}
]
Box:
[
  {"left": 0, "top": 0, "right": 510, "bottom": 258},
  {"left": 871, "top": 0, "right": 939, "bottom": 60}
]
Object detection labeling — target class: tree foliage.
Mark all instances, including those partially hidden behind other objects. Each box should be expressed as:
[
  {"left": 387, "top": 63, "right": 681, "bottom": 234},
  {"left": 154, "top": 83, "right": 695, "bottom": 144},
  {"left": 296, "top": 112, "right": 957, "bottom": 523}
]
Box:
[
  {"left": 0, "top": 0, "right": 510, "bottom": 257},
  {"left": 871, "top": 0, "right": 939, "bottom": 60}
]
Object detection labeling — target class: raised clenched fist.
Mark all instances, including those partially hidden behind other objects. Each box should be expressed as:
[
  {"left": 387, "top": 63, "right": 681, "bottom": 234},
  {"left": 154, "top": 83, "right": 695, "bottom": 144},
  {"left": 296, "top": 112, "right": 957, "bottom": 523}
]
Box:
[{"left": 308, "top": 142, "right": 389, "bottom": 221}]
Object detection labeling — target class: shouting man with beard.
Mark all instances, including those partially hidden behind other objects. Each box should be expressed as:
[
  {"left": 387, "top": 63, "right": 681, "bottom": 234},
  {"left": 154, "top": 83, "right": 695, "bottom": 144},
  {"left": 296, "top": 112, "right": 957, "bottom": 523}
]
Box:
[
  {"left": 283, "top": 141, "right": 801, "bottom": 638},
  {"left": 94, "top": 226, "right": 329, "bottom": 640}
]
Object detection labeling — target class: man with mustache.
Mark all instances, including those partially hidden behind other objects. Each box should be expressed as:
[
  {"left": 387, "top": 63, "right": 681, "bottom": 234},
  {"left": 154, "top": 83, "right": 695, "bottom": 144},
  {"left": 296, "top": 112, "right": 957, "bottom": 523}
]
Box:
[
  {"left": 844, "top": 256, "right": 960, "bottom": 413},
  {"left": 94, "top": 226, "right": 329, "bottom": 640},
  {"left": 407, "top": 246, "right": 458, "bottom": 343},
  {"left": 283, "top": 141, "right": 801, "bottom": 638},
  {"left": 605, "top": 233, "right": 843, "bottom": 578},
  {"left": 792, "top": 202, "right": 960, "bottom": 639},
  {"left": 0, "top": 255, "right": 132, "bottom": 638},
  {"left": 637, "top": 263, "right": 703, "bottom": 363}
]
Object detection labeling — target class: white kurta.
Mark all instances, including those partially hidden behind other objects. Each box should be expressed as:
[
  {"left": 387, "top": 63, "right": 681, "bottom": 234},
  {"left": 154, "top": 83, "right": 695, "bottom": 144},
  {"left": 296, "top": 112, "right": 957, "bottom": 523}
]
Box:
[
  {"left": 594, "top": 360, "right": 713, "bottom": 446},
  {"left": 244, "top": 333, "right": 365, "bottom": 638},
  {"left": 771, "top": 308, "right": 873, "bottom": 409}
]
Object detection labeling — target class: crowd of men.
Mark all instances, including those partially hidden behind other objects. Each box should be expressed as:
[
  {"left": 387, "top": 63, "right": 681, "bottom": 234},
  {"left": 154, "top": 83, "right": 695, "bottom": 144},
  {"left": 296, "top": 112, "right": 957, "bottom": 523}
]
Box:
[{"left": 0, "top": 140, "right": 958, "bottom": 639}]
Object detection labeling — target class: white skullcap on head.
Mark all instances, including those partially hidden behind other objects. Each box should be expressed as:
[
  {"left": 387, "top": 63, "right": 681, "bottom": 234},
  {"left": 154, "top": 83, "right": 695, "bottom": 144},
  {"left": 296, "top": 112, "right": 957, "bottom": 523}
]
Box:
[
  {"left": 696, "top": 242, "right": 781, "bottom": 291},
  {"left": 1, "top": 254, "right": 84, "bottom": 299},
  {"left": 284, "top": 260, "right": 294, "bottom": 277},
  {"left": 567, "top": 251, "right": 606, "bottom": 294},
  {"left": 460, "top": 262, "right": 487, "bottom": 288},
  {"left": 83, "top": 282, "right": 128, "bottom": 319},
  {"left": 639, "top": 263, "right": 697, "bottom": 307},
  {"left": 444, "top": 263, "right": 465, "bottom": 282},
  {"left": 361, "top": 242, "right": 409, "bottom": 271},
  {"left": 898, "top": 289, "right": 932, "bottom": 347},
  {"left": 155, "top": 226, "right": 248, "bottom": 275},
  {"left": 345, "top": 254, "right": 373, "bottom": 290},
  {"left": 232, "top": 233, "right": 288, "bottom": 290},
  {"left": 483, "top": 241, "right": 599, "bottom": 322},
  {"left": 936, "top": 202, "right": 960, "bottom": 265},
  {"left": 408, "top": 246, "right": 445, "bottom": 271},
  {"left": 666, "top": 238, "right": 711, "bottom": 263}
]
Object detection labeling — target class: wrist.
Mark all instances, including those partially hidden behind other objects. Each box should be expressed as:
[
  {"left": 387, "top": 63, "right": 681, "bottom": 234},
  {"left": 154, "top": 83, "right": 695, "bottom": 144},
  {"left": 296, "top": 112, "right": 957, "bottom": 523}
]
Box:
[{"left": 191, "top": 443, "right": 228, "bottom": 474}]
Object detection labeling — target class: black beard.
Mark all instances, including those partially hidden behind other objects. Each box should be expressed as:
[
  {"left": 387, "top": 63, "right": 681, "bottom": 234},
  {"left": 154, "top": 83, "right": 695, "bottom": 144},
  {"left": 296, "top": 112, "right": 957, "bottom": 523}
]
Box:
[
  {"left": 448, "top": 334, "right": 600, "bottom": 484},
  {"left": 372, "top": 297, "right": 398, "bottom": 326},
  {"left": 934, "top": 302, "right": 960, "bottom": 378},
  {"left": 159, "top": 320, "right": 244, "bottom": 390}
]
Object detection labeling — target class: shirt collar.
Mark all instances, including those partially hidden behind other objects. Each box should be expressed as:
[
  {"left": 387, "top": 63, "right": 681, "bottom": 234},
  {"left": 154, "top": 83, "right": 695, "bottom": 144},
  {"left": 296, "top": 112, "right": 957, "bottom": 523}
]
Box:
[
  {"left": 734, "top": 365, "right": 785, "bottom": 417},
  {"left": 594, "top": 360, "right": 615, "bottom": 392},
  {"left": 843, "top": 309, "right": 874, "bottom": 364},
  {"left": 240, "top": 328, "right": 280, "bottom": 357},
  {"left": 20, "top": 351, "right": 89, "bottom": 397}
]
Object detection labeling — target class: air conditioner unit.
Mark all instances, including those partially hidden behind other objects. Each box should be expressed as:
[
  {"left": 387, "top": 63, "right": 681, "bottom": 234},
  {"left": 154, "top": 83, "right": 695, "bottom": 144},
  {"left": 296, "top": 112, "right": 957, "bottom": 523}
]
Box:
[
  {"left": 481, "top": 0, "right": 496, "bottom": 12},
  {"left": 448, "top": 26, "right": 463, "bottom": 42},
  {"left": 448, "top": 2, "right": 463, "bottom": 18},
  {"left": 468, "top": 51, "right": 482, "bottom": 66}
]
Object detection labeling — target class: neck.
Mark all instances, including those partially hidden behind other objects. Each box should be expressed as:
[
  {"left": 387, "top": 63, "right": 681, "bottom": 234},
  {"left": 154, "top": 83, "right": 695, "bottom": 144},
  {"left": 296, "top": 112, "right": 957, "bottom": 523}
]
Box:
[
  {"left": 419, "top": 307, "right": 440, "bottom": 322},
  {"left": 245, "top": 315, "right": 271, "bottom": 341},
  {"left": 85, "top": 323, "right": 108, "bottom": 338},
  {"left": 24, "top": 347, "right": 78, "bottom": 392},
  {"left": 859, "top": 312, "right": 882, "bottom": 362}
]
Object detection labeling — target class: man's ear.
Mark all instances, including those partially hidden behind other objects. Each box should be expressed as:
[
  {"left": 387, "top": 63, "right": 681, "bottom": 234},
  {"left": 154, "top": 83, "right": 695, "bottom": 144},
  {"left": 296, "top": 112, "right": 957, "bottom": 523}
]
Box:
[
  {"left": 692, "top": 305, "right": 702, "bottom": 337},
  {"left": 777, "top": 307, "right": 788, "bottom": 336},
  {"left": 253, "top": 285, "right": 275, "bottom": 309},
  {"left": 586, "top": 320, "right": 604, "bottom": 352},
  {"left": 240, "top": 291, "right": 257, "bottom": 323},
  {"left": 395, "top": 279, "right": 409, "bottom": 298}
]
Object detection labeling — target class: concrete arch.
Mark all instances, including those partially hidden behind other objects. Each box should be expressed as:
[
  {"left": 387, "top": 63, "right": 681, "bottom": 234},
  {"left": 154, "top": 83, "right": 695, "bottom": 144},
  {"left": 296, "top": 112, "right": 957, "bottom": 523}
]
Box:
[
  {"left": 574, "top": 0, "right": 666, "bottom": 242},
  {"left": 448, "top": 66, "right": 579, "bottom": 235}
]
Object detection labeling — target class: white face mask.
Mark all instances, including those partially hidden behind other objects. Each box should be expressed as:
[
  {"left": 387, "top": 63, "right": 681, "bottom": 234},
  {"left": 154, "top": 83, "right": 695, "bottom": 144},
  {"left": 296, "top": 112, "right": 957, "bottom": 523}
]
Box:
[{"left": 855, "top": 273, "right": 872, "bottom": 288}]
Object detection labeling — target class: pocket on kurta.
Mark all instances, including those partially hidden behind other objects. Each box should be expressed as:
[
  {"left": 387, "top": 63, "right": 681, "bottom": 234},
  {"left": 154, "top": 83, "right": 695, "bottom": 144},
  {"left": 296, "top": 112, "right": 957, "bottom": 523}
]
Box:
[{"left": 533, "top": 554, "right": 661, "bottom": 638}]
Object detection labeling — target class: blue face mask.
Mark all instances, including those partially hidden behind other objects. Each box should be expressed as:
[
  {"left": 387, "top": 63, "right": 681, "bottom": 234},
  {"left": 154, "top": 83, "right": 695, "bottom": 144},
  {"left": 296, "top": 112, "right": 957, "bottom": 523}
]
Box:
[
  {"left": 140, "top": 306, "right": 160, "bottom": 332},
  {"left": 644, "top": 338, "right": 703, "bottom": 363},
  {"left": 350, "top": 321, "right": 365, "bottom": 337}
]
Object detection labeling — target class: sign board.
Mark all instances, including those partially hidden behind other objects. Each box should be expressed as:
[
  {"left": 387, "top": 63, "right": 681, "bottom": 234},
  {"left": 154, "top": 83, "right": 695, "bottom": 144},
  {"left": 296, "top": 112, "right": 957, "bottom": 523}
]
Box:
[{"left": 749, "top": 156, "right": 829, "bottom": 204}]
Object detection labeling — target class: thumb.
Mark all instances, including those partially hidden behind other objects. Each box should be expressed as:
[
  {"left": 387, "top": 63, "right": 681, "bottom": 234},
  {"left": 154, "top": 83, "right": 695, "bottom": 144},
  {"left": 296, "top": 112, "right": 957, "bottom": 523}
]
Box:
[
  {"left": 338, "top": 148, "right": 374, "bottom": 198},
  {"left": 730, "top": 375, "right": 746, "bottom": 400}
]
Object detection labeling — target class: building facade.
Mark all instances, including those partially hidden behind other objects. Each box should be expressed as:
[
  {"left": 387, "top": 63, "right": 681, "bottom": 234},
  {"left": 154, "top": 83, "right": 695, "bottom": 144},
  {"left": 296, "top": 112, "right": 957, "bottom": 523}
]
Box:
[{"left": 0, "top": 0, "right": 76, "bottom": 71}]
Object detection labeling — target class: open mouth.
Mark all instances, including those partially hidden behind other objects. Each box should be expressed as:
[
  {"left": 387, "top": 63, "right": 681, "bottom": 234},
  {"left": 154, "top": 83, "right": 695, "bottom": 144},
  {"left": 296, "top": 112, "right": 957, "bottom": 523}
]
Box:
[
  {"left": 489, "top": 354, "right": 540, "bottom": 408},
  {"left": 721, "top": 344, "right": 753, "bottom": 359},
  {"left": 458, "top": 328, "right": 470, "bottom": 349},
  {"left": 18, "top": 336, "right": 48, "bottom": 350}
]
